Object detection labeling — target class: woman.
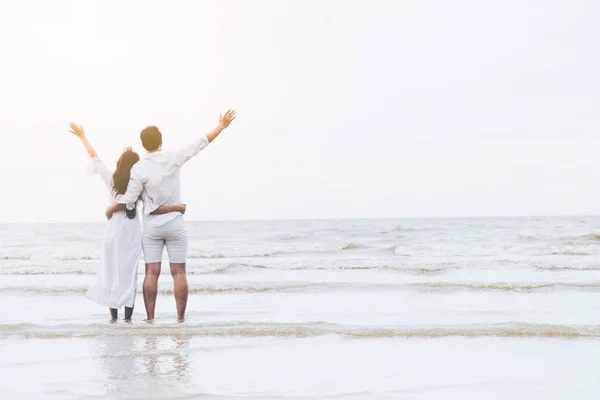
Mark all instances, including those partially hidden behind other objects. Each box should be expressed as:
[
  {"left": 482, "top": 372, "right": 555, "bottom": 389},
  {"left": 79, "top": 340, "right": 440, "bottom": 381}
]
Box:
[{"left": 69, "top": 123, "right": 186, "bottom": 322}]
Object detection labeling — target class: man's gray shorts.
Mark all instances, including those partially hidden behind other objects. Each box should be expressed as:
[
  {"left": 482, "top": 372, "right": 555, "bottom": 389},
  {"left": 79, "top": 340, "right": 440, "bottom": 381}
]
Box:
[{"left": 142, "top": 215, "right": 188, "bottom": 264}]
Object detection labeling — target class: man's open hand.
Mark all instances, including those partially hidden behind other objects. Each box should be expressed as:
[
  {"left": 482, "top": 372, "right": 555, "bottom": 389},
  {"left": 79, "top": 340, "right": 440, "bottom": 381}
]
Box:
[{"left": 219, "top": 110, "right": 236, "bottom": 129}]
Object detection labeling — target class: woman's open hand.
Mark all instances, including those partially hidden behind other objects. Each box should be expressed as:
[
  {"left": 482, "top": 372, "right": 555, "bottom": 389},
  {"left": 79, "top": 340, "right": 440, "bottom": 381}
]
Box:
[{"left": 69, "top": 123, "right": 86, "bottom": 139}]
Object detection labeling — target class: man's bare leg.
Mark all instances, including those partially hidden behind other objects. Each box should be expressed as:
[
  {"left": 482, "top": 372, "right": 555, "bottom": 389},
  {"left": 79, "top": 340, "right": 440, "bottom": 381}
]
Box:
[
  {"left": 170, "top": 263, "right": 188, "bottom": 322},
  {"left": 143, "top": 262, "right": 162, "bottom": 321}
]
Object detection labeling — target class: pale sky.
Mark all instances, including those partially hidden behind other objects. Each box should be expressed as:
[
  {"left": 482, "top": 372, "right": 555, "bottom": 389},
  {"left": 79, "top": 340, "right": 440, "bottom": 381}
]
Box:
[{"left": 1, "top": 0, "right": 599, "bottom": 223}]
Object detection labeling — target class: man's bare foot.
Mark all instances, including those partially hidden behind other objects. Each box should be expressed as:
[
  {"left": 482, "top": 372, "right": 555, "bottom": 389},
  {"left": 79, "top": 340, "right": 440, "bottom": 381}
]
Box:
[
  {"left": 144, "top": 319, "right": 154, "bottom": 324},
  {"left": 110, "top": 318, "right": 117, "bottom": 324},
  {"left": 124, "top": 318, "right": 132, "bottom": 323},
  {"left": 178, "top": 318, "right": 185, "bottom": 323}
]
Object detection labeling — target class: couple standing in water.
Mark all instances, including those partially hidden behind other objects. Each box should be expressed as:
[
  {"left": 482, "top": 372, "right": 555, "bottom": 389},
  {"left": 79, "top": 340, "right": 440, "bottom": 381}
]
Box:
[{"left": 69, "top": 110, "right": 237, "bottom": 322}]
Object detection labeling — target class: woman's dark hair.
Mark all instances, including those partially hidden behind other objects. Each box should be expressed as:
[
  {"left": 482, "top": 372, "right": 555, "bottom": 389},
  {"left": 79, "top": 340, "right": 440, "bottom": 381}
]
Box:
[{"left": 112, "top": 147, "right": 140, "bottom": 219}]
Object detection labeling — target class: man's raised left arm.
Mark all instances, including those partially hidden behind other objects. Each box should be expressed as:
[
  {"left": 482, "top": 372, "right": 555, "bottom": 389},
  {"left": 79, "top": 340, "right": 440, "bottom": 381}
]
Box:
[{"left": 173, "top": 109, "right": 236, "bottom": 167}]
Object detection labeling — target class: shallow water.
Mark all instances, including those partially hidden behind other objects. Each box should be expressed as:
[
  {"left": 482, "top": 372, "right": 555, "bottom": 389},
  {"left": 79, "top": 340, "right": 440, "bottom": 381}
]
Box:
[{"left": 1, "top": 217, "right": 600, "bottom": 398}]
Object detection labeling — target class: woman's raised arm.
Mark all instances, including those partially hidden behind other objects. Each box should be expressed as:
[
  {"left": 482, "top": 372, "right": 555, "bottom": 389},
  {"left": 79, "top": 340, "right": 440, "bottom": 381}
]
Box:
[{"left": 69, "top": 123, "right": 97, "bottom": 158}]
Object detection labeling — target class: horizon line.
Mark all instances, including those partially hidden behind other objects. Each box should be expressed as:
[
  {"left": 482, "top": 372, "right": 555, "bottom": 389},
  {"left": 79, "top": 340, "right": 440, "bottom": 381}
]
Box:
[{"left": 2, "top": 213, "right": 600, "bottom": 224}]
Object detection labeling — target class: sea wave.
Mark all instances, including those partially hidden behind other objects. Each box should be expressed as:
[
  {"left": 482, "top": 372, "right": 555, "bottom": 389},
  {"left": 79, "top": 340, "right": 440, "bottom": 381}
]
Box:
[
  {"left": 0, "top": 260, "right": 458, "bottom": 275},
  {"left": 513, "top": 233, "right": 600, "bottom": 243},
  {"left": 1, "top": 254, "right": 99, "bottom": 261},
  {"left": 1, "top": 242, "right": 368, "bottom": 262},
  {"left": 4, "top": 234, "right": 600, "bottom": 262},
  {"left": 391, "top": 242, "right": 600, "bottom": 257},
  {"left": 575, "top": 233, "right": 600, "bottom": 241},
  {"left": 2, "top": 321, "right": 599, "bottom": 340},
  {"left": 2, "top": 255, "right": 32, "bottom": 260},
  {"left": 186, "top": 242, "right": 368, "bottom": 259},
  {"left": 0, "top": 265, "right": 95, "bottom": 275},
  {"left": 342, "top": 243, "right": 364, "bottom": 250},
  {"left": 3, "top": 280, "right": 599, "bottom": 295},
  {"left": 412, "top": 282, "right": 600, "bottom": 292},
  {"left": 532, "top": 264, "right": 600, "bottom": 271},
  {"left": 0, "top": 282, "right": 402, "bottom": 295},
  {"left": 2, "top": 258, "right": 597, "bottom": 276}
]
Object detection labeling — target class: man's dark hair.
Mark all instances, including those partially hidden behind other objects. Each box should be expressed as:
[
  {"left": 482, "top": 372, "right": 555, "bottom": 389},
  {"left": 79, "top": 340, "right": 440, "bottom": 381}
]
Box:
[{"left": 140, "top": 126, "right": 162, "bottom": 151}]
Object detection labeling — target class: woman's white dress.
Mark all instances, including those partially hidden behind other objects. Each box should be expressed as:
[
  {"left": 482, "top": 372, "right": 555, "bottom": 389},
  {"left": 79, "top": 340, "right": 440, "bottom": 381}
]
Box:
[{"left": 85, "top": 157, "right": 142, "bottom": 309}]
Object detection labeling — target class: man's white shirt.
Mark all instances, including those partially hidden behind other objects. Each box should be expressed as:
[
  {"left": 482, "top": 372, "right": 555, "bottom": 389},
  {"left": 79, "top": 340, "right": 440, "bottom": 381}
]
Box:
[{"left": 116, "top": 135, "right": 209, "bottom": 228}]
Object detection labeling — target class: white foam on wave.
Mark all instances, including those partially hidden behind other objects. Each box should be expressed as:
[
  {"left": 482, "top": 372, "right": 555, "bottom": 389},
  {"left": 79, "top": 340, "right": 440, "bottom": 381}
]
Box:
[
  {"left": 3, "top": 321, "right": 599, "bottom": 340},
  {"left": 3, "top": 280, "right": 599, "bottom": 295},
  {"left": 186, "top": 242, "right": 368, "bottom": 259},
  {"left": 392, "top": 242, "right": 600, "bottom": 257}
]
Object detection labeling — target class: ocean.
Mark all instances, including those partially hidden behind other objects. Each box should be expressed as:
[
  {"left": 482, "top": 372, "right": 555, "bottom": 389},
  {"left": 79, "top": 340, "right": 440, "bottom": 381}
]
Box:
[{"left": 1, "top": 217, "right": 600, "bottom": 399}]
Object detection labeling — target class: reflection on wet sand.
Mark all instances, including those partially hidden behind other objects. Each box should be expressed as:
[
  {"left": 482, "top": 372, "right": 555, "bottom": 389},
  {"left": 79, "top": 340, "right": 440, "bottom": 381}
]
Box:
[
  {"left": 97, "top": 331, "right": 191, "bottom": 398},
  {"left": 143, "top": 335, "right": 191, "bottom": 383}
]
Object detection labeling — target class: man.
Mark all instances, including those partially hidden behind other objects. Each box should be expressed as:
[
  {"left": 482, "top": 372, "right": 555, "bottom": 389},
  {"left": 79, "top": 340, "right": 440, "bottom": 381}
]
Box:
[{"left": 107, "top": 110, "right": 236, "bottom": 322}]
